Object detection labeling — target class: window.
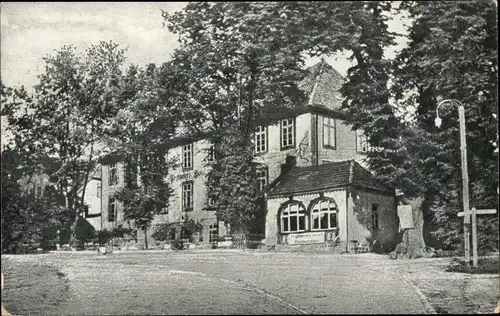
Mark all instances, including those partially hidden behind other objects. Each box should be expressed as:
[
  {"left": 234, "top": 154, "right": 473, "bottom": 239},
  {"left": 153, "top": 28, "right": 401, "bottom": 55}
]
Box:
[
  {"left": 280, "top": 202, "right": 306, "bottom": 233},
  {"left": 97, "top": 182, "right": 101, "bottom": 198},
  {"left": 183, "top": 143, "right": 193, "bottom": 169},
  {"left": 207, "top": 192, "right": 218, "bottom": 208},
  {"left": 206, "top": 143, "right": 215, "bottom": 162},
  {"left": 356, "top": 130, "right": 370, "bottom": 153},
  {"left": 209, "top": 224, "right": 218, "bottom": 243},
  {"left": 254, "top": 126, "right": 267, "bottom": 154},
  {"left": 256, "top": 167, "right": 268, "bottom": 191},
  {"left": 281, "top": 118, "right": 295, "bottom": 149},
  {"left": 109, "top": 164, "right": 118, "bottom": 185},
  {"left": 125, "top": 162, "right": 137, "bottom": 187},
  {"left": 311, "top": 199, "right": 338, "bottom": 230},
  {"left": 207, "top": 196, "right": 216, "bottom": 207},
  {"left": 323, "top": 117, "right": 336, "bottom": 148},
  {"left": 182, "top": 181, "right": 193, "bottom": 211},
  {"left": 206, "top": 191, "right": 217, "bottom": 209},
  {"left": 371, "top": 204, "right": 379, "bottom": 230},
  {"left": 108, "top": 197, "right": 116, "bottom": 222}
]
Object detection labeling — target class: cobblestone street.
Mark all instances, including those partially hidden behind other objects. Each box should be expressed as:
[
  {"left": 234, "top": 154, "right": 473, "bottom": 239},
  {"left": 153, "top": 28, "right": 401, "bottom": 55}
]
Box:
[{"left": 3, "top": 251, "right": 497, "bottom": 315}]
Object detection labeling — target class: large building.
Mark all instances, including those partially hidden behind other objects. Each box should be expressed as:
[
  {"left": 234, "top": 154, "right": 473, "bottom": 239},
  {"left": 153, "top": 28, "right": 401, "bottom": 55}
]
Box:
[{"left": 99, "top": 60, "right": 398, "bottom": 251}]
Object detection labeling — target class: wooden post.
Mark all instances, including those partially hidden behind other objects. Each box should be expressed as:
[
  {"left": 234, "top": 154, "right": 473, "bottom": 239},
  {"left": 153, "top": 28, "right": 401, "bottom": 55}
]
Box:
[
  {"left": 458, "top": 105, "right": 471, "bottom": 265},
  {"left": 471, "top": 207, "right": 478, "bottom": 267},
  {"left": 459, "top": 208, "right": 497, "bottom": 268}
]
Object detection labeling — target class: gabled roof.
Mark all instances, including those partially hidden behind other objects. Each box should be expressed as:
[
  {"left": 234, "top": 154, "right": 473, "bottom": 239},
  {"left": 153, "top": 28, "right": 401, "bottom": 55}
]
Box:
[{"left": 267, "top": 160, "right": 393, "bottom": 198}]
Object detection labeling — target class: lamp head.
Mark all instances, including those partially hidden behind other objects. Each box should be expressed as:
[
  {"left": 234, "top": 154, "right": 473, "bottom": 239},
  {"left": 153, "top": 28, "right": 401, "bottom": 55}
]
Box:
[{"left": 434, "top": 116, "right": 442, "bottom": 128}]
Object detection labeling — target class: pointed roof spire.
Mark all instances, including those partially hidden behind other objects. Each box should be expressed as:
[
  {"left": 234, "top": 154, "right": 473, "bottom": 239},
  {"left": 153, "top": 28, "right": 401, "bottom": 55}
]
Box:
[{"left": 308, "top": 57, "right": 327, "bottom": 105}]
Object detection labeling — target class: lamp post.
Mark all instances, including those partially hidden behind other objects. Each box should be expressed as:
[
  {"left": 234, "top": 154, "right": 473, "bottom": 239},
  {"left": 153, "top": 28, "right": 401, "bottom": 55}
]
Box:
[{"left": 435, "top": 99, "right": 471, "bottom": 265}]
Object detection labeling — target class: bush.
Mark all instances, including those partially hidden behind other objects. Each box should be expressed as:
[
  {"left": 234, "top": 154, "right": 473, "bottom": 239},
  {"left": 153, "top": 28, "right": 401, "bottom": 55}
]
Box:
[
  {"left": 434, "top": 249, "right": 463, "bottom": 258},
  {"left": 96, "top": 229, "right": 113, "bottom": 246},
  {"left": 152, "top": 223, "right": 175, "bottom": 242},
  {"left": 171, "top": 239, "right": 186, "bottom": 250},
  {"left": 180, "top": 217, "right": 202, "bottom": 242},
  {"left": 445, "top": 257, "right": 499, "bottom": 274}
]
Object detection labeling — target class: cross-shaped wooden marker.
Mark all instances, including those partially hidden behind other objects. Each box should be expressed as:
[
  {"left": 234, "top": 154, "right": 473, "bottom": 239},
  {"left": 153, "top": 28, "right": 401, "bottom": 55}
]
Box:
[{"left": 458, "top": 208, "right": 497, "bottom": 267}]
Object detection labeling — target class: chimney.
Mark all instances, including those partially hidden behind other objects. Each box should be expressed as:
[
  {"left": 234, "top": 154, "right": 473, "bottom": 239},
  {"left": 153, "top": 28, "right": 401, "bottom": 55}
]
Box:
[{"left": 280, "top": 155, "right": 297, "bottom": 176}]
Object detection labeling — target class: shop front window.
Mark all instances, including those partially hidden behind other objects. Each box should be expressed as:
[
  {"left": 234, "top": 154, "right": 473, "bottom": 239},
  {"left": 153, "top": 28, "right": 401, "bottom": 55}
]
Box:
[
  {"left": 280, "top": 202, "right": 306, "bottom": 233},
  {"left": 310, "top": 199, "right": 338, "bottom": 230}
]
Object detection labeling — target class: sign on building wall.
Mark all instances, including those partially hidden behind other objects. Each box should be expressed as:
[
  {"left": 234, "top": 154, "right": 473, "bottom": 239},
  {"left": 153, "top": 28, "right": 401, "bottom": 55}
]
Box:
[
  {"left": 287, "top": 232, "right": 325, "bottom": 245},
  {"left": 397, "top": 205, "right": 414, "bottom": 232}
]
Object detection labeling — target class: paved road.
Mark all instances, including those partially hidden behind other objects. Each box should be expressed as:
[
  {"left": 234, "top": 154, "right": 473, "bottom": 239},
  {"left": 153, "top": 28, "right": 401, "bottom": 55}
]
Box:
[{"left": 2, "top": 251, "right": 435, "bottom": 315}]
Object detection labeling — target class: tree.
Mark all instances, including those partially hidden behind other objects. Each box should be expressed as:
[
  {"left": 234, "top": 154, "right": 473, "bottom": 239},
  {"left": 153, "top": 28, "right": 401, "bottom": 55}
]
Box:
[
  {"left": 105, "top": 63, "right": 178, "bottom": 250},
  {"left": 1, "top": 147, "right": 68, "bottom": 253},
  {"left": 163, "top": 2, "right": 307, "bottom": 236},
  {"left": 1, "top": 83, "right": 68, "bottom": 253},
  {"left": 1, "top": 148, "right": 40, "bottom": 253},
  {"left": 4, "top": 42, "right": 126, "bottom": 247},
  {"left": 390, "top": 0, "right": 498, "bottom": 254}
]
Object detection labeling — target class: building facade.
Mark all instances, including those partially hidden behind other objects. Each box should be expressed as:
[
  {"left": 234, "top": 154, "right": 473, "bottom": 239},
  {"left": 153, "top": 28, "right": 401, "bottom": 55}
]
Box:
[
  {"left": 266, "top": 161, "right": 398, "bottom": 252},
  {"left": 99, "top": 60, "right": 391, "bottom": 249}
]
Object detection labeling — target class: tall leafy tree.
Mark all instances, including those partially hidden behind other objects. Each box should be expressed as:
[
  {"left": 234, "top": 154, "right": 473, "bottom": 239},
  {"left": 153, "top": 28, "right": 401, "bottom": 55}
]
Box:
[
  {"left": 104, "top": 63, "right": 179, "bottom": 249},
  {"left": 163, "top": 2, "right": 307, "bottom": 236},
  {"left": 1, "top": 81, "right": 67, "bottom": 252},
  {"left": 391, "top": 0, "right": 498, "bottom": 252},
  {"left": 4, "top": 42, "right": 126, "bottom": 246}
]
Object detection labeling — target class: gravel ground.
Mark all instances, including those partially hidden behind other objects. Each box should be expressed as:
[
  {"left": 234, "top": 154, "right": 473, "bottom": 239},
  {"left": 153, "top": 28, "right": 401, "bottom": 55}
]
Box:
[
  {"left": 392, "top": 256, "right": 500, "bottom": 314},
  {"left": 1, "top": 250, "right": 498, "bottom": 315}
]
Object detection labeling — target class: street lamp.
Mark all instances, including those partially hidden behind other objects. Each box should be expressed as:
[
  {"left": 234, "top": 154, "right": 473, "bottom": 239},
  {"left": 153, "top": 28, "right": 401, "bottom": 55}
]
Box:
[{"left": 435, "top": 99, "right": 471, "bottom": 265}]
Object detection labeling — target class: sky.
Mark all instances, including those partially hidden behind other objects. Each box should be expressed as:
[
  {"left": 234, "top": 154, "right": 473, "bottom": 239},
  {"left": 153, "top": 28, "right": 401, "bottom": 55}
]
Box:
[
  {"left": 1, "top": 2, "right": 188, "bottom": 90},
  {"left": 0, "top": 2, "right": 411, "bottom": 148},
  {"left": 1, "top": 2, "right": 410, "bottom": 90}
]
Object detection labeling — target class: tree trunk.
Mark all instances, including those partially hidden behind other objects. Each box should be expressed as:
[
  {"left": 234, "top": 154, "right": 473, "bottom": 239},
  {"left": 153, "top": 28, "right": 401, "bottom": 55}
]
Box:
[
  {"left": 389, "top": 197, "right": 428, "bottom": 259},
  {"left": 143, "top": 228, "right": 148, "bottom": 250},
  {"left": 63, "top": 187, "right": 79, "bottom": 247}
]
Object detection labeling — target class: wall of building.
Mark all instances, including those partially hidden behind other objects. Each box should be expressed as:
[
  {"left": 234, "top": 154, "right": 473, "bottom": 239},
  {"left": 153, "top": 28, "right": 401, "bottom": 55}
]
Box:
[
  {"left": 347, "top": 188, "right": 398, "bottom": 248},
  {"left": 266, "top": 189, "right": 348, "bottom": 247},
  {"left": 312, "top": 114, "right": 367, "bottom": 165},
  {"left": 266, "top": 187, "right": 397, "bottom": 252},
  {"left": 83, "top": 177, "right": 102, "bottom": 230},
  {"left": 255, "top": 112, "right": 314, "bottom": 182},
  {"left": 136, "top": 138, "right": 222, "bottom": 247},
  {"left": 101, "top": 163, "right": 127, "bottom": 231}
]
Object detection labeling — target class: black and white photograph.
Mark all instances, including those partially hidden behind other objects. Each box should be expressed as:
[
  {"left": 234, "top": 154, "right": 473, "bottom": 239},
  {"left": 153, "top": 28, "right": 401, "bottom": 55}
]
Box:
[{"left": 1, "top": 1, "right": 498, "bottom": 315}]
